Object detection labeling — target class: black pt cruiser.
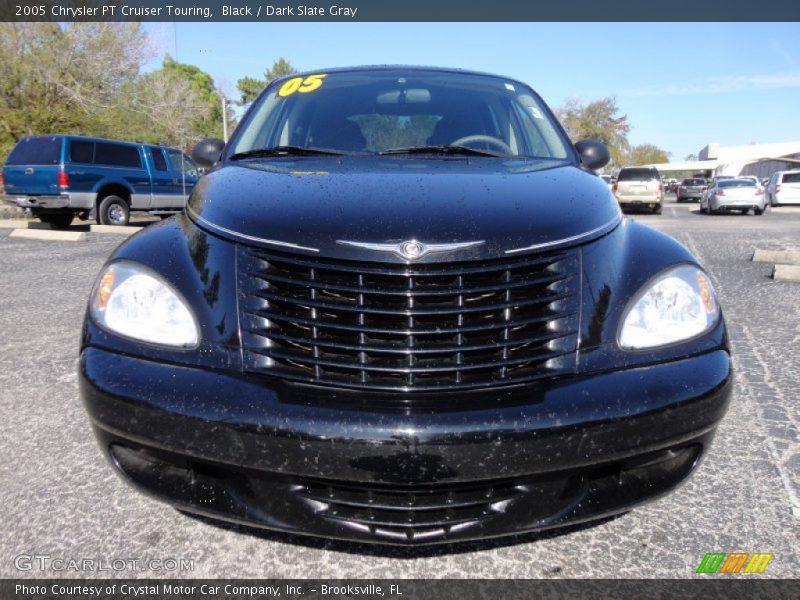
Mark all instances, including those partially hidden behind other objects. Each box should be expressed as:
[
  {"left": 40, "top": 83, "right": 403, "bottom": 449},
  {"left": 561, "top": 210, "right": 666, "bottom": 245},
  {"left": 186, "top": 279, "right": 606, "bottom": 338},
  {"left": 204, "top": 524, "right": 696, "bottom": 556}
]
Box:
[{"left": 80, "top": 66, "right": 732, "bottom": 546}]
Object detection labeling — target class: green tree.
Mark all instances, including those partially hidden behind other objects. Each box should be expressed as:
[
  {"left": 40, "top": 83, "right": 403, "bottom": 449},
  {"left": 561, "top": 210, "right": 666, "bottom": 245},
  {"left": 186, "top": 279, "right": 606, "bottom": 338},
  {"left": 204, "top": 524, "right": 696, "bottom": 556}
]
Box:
[
  {"left": 236, "top": 58, "right": 297, "bottom": 105},
  {"left": 99, "top": 69, "right": 209, "bottom": 148},
  {"left": 162, "top": 56, "right": 230, "bottom": 139},
  {"left": 556, "top": 97, "right": 630, "bottom": 169},
  {"left": 627, "top": 144, "right": 671, "bottom": 166},
  {"left": 0, "top": 22, "right": 150, "bottom": 159}
]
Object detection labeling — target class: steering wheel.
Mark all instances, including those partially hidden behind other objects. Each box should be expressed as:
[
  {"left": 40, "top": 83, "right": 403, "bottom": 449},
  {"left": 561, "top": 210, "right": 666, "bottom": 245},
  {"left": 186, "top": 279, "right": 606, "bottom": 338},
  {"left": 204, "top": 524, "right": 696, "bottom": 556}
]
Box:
[{"left": 451, "top": 135, "right": 513, "bottom": 155}]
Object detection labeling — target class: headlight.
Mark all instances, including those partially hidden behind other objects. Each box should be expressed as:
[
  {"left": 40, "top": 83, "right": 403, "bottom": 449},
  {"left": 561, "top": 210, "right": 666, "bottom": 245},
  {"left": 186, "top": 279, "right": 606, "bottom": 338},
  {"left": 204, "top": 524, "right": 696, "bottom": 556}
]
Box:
[
  {"left": 90, "top": 261, "right": 199, "bottom": 348},
  {"left": 619, "top": 265, "right": 720, "bottom": 350}
]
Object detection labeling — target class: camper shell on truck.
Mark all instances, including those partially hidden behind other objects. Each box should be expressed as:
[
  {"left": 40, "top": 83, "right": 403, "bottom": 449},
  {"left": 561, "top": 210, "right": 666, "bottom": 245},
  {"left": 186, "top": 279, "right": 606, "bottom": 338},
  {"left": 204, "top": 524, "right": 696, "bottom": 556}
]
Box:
[{"left": 0, "top": 135, "right": 198, "bottom": 228}]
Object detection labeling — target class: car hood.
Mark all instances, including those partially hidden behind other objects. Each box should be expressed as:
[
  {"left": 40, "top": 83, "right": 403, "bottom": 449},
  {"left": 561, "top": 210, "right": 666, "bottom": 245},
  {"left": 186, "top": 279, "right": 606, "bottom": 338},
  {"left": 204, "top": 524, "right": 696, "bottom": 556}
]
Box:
[{"left": 187, "top": 157, "right": 621, "bottom": 262}]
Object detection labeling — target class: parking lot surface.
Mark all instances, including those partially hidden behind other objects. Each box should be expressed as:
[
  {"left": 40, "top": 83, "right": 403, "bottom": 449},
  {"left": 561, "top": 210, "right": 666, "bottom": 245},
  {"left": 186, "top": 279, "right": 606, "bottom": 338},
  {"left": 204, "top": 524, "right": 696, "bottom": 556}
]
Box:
[{"left": 1, "top": 197, "right": 798, "bottom": 578}]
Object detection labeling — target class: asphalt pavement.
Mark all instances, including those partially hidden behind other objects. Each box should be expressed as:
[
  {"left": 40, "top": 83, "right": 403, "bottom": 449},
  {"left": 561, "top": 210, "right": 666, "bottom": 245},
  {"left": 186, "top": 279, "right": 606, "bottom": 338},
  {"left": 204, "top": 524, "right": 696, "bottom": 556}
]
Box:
[{"left": 0, "top": 196, "right": 798, "bottom": 579}]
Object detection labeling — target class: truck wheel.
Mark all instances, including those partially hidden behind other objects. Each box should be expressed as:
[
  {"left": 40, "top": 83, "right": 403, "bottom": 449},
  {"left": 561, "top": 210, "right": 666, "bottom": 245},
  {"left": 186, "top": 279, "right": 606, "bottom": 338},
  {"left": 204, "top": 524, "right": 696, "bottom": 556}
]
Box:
[
  {"left": 653, "top": 205, "right": 662, "bottom": 215},
  {"left": 98, "top": 195, "right": 130, "bottom": 226},
  {"left": 38, "top": 212, "right": 74, "bottom": 229}
]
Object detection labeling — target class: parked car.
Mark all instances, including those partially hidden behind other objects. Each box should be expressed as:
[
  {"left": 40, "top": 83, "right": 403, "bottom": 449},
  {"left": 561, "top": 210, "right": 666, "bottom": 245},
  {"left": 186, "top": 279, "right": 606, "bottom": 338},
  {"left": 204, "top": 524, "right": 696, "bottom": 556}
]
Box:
[
  {"left": 80, "top": 66, "right": 730, "bottom": 546},
  {"left": 0, "top": 135, "right": 198, "bottom": 228},
  {"left": 676, "top": 177, "right": 708, "bottom": 202},
  {"left": 700, "top": 178, "right": 766, "bottom": 215},
  {"left": 612, "top": 167, "right": 664, "bottom": 213},
  {"left": 766, "top": 169, "right": 800, "bottom": 206}
]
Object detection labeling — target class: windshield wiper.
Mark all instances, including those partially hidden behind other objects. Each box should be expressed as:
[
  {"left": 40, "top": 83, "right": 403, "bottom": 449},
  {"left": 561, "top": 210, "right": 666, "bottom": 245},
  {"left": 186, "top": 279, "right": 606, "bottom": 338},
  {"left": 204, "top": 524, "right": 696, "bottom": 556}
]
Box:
[
  {"left": 379, "top": 145, "right": 507, "bottom": 157},
  {"left": 229, "top": 146, "right": 347, "bottom": 160}
]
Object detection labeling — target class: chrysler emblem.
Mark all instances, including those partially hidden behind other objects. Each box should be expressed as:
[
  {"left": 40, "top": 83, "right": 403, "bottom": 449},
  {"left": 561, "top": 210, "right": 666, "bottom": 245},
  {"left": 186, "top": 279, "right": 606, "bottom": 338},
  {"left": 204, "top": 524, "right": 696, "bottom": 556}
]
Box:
[{"left": 337, "top": 239, "right": 485, "bottom": 260}]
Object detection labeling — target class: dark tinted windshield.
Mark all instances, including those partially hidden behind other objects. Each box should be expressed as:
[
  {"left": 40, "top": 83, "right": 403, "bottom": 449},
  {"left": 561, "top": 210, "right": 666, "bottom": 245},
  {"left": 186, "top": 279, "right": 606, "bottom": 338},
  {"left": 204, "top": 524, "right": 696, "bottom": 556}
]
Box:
[
  {"left": 682, "top": 178, "right": 705, "bottom": 185},
  {"left": 618, "top": 168, "right": 659, "bottom": 181},
  {"left": 232, "top": 70, "right": 571, "bottom": 159},
  {"left": 719, "top": 179, "right": 755, "bottom": 188},
  {"left": 6, "top": 136, "right": 61, "bottom": 165}
]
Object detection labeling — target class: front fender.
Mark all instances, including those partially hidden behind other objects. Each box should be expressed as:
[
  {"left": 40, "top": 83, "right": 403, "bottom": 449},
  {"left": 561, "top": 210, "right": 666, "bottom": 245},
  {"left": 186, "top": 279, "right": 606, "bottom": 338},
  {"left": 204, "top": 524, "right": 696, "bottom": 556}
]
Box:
[
  {"left": 577, "top": 219, "right": 728, "bottom": 374},
  {"left": 80, "top": 215, "right": 242, "bottom": 371}
]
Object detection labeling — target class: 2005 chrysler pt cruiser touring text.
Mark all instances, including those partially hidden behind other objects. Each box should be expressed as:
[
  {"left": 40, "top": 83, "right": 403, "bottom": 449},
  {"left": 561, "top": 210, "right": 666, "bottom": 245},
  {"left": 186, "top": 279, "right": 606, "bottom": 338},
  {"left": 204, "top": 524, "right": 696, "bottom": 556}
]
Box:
[{"left": 79, "top": 66, "right": 732, "bottom": 545}]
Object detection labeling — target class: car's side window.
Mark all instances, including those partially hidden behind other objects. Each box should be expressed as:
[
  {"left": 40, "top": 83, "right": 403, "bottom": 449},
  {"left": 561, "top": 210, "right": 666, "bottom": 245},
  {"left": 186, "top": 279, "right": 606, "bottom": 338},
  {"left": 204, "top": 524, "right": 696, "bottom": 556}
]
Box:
[
  {"left": 149, "top": 147, "right": 168, "bottom": 171},
  {"left": 166, "top": 149, "right": 198, "bottom": 177},
  {"left": 94, "top": 143, "right": 142, "bottom": 168},
  {"left": 69, "top": 140, "right": 95, "bottom": 164}
]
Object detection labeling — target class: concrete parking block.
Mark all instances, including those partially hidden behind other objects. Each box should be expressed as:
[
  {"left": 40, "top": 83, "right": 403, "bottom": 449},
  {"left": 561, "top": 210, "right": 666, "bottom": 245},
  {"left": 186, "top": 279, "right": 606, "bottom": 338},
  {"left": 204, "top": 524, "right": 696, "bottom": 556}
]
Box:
[
  {"left": 90, "top": 224, "right": 138, "bottom": 235},
  {"left": 9, "top": 228, "right": 86, "bottom": 242},
  {"left": 773, "top": 264, "right": 800, "bottom": 282},
  {"left": 26, "top": 221, "right": 55, "bottom": 230},
  {"left": 752, "top": 249, "right": 800, "bottom": 265},
  {"left": 0, "top": 219, "right": 32, "bottom": 229}
]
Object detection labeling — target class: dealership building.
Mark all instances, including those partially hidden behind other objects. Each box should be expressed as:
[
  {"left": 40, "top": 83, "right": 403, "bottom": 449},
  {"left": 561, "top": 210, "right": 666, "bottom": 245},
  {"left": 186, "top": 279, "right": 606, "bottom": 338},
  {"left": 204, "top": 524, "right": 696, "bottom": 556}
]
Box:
[{"left": 644, "top": 141, "right": 800, "bottom": 178}]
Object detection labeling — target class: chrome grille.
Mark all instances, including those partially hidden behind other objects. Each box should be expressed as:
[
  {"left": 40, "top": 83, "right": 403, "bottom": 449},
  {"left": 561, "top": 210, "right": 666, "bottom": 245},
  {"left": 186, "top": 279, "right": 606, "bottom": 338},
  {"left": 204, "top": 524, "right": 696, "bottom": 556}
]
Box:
[{"left": 238, "top": 246, "right": 580, "bottom": 392}]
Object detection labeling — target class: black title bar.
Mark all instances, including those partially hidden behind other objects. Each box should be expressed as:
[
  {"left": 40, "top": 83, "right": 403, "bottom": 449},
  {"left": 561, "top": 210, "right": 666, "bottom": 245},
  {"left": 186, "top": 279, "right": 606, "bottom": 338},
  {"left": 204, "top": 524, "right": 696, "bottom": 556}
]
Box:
[{"left": 2, "top": 0, "right": 800, "bottom": 22}]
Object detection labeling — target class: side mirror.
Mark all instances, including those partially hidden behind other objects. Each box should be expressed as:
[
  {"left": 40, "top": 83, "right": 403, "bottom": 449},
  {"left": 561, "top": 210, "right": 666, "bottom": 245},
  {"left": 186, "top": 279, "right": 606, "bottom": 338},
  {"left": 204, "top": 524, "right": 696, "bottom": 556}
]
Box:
[
  {"left": 192, "top": 138, "right": 225, "bottom": 169},
  {"left": 575, "top": 139, "right": 610, "bottom": 171}
]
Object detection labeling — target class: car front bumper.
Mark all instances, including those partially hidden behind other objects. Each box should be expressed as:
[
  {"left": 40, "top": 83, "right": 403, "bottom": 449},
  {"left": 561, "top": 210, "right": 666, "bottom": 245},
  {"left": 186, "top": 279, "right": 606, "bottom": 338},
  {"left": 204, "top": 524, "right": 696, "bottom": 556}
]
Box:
[{"left": 80, "top": 346, "right": 732, "bottom": 545}]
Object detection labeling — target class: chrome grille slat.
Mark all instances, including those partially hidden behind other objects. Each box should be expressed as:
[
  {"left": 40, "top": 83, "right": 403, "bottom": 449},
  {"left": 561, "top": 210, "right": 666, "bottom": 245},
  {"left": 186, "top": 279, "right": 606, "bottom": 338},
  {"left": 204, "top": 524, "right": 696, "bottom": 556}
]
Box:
[
  {"left": 249, "top": 347, "right": 565, "bottom": 374},
  {"left": 239, "top": 246, "right": 580, "bottom": 393},
  {"left": 243, "top": 269, "right": 566, "bottom": 296},
  {"left": 243, "top": 309, "right": 575, "bottom": 335},
  {"left": 252, "top": 290, "right": 570, "bottom": 316},
  {"left": 244, "top": 327, "right": 569, "bottom": 354}
]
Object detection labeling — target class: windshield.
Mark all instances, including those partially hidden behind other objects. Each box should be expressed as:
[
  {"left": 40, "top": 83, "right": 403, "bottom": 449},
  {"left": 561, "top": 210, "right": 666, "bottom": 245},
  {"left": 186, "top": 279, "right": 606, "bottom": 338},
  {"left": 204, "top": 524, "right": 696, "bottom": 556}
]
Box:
[
  {"left": 682, "top": 178, "right": 705, "bottom": 185},
  {"left": 231, "top": 70, "right": 572, "bottom": 160},
  {"left": 618, "top": 168, "right": 659, "bottom": 181}
]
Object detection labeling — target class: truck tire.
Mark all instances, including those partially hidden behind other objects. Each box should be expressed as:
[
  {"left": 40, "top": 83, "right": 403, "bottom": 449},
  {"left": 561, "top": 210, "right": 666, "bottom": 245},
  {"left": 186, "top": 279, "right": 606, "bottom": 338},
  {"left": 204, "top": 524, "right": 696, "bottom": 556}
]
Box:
[
  {"left": 38, "top": 212, "right": 74, "bottom": 229},
  {"left": 98, "top": 195, "right": 130, "bottom": 226}
]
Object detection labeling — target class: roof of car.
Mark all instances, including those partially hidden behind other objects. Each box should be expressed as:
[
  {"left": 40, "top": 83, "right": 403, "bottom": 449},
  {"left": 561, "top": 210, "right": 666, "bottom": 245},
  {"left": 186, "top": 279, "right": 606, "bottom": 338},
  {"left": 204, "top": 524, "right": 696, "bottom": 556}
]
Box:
[{"left": 23, "top": 134, "right": 178, "bottom": 150}]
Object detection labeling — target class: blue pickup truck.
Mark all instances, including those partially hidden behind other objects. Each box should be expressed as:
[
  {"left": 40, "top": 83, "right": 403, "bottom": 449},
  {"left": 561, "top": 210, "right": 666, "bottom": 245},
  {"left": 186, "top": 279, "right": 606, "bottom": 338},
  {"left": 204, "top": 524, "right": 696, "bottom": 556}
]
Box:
[{"left": 0, "top": 135, "right": 199, "bottom": 228}]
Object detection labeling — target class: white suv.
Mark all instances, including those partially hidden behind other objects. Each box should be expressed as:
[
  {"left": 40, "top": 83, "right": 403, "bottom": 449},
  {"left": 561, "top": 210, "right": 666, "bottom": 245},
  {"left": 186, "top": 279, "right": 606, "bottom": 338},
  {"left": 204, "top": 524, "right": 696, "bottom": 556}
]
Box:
[
  {"left": 766, "top": 170, "right": 800, "bottom": 206},
  {"left": 613, "top": 167, "right": 664, "bottom": 214}
]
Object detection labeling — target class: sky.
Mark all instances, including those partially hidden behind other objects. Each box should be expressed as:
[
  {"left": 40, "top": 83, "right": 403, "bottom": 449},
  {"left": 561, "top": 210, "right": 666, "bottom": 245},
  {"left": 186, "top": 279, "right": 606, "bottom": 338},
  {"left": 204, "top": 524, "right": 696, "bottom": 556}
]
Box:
[{"left": 143, "top": 22, "right": 800, "bottom": 161}]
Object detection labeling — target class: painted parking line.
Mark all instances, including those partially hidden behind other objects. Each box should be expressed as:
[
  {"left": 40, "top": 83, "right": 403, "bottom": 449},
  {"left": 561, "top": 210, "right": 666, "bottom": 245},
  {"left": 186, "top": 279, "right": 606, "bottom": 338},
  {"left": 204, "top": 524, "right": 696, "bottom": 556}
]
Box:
[{"left": 9, "top": 228, "right": 86, "bottom": 242}]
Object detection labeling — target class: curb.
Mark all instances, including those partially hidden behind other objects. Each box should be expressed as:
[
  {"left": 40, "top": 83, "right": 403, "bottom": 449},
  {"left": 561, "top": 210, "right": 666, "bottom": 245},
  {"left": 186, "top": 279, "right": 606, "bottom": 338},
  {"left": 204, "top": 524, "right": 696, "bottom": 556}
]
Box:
[
  {"left": 773, "top": 264, "right": 800, "bottom": 282},
  {"left": 752, "top": 249, "right": 800, "bottom": 265},
  {"left": 9, "top": 229, "right": 86, "bottom": 242},
  {"left": 90, "top": 225, "right": 139, "bottom": 235}
]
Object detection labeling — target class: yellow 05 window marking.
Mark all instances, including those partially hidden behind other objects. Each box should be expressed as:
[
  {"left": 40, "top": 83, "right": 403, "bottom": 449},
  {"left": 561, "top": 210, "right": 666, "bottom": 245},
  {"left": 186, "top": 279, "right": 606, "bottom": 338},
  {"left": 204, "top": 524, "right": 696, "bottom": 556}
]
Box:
[{"left": 278, "top": 74, "right": 327, "bottom": 97}]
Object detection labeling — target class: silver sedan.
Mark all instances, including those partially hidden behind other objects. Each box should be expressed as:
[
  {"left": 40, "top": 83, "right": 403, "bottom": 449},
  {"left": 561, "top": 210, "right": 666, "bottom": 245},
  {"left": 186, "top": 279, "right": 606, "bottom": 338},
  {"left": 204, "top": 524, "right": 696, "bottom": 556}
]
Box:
[{"left": 700, "top": 178, "right": 767, "bottom": 215}]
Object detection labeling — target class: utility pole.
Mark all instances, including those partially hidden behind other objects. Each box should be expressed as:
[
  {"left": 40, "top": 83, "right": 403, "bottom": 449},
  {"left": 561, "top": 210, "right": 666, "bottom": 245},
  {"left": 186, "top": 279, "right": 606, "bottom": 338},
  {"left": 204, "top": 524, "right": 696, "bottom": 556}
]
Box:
[{"left": 220, "top": 93, "right": 229, "bottom": 142}]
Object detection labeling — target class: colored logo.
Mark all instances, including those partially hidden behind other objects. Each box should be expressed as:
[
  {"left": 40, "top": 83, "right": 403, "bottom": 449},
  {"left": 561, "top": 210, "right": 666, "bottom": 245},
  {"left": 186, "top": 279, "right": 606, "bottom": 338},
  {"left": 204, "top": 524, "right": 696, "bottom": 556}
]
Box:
[{"left": 696, "top": 552, "right": 773, "bottom": 574}]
